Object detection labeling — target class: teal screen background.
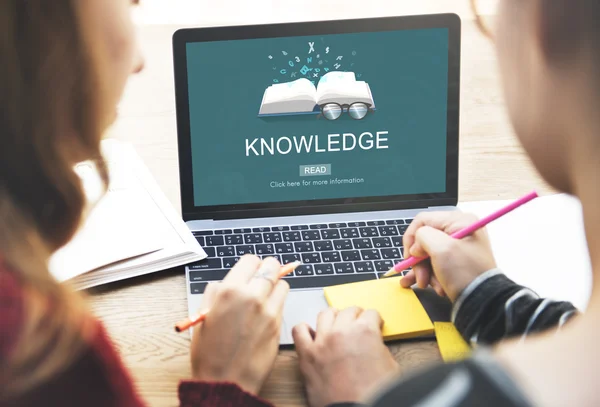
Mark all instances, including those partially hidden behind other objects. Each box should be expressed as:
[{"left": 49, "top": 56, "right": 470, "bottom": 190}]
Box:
[{"left": 187, "top": 28, "right": 448, "bottom": 207}]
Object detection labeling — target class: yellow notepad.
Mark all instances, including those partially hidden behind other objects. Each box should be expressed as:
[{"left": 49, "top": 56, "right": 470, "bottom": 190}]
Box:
[
  {"left": 323, "top": 277, "right": 434, "bottom": 341},
  {"left": 434, "top": 322, "right": 471, "bottom": 362}
]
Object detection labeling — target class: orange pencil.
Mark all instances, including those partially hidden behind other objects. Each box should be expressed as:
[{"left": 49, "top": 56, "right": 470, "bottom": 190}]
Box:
[{"left": 174, "top": 261, "right": 302, "bottom": 333}]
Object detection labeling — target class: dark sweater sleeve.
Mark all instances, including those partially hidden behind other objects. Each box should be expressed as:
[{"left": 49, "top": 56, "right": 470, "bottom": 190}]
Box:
[
  {"left": 452, "top": 268, "right": 578, "bottom": 345},
  {"left": 178, "top": 382, "right": 273, "bottom": 407},
  {"left": 366, "top": 349, "right": 533, "bottom": 407}
]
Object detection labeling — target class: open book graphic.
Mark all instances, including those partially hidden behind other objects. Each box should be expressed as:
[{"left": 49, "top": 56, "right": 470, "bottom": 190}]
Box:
[{"left": 258, "top": 71, "right": 375, "bottom": 117}]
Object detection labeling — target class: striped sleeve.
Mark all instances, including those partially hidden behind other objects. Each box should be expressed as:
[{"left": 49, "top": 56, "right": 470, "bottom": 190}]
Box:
[{"left": 451, "top": 269, "right": 578, "bottom": 345}]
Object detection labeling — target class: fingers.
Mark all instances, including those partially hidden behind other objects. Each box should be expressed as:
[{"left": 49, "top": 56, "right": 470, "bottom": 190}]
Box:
[
  {"left": 403, "top": 211, "right": 477, "bottom": 257},
  {"left": 430, "top": 275, "right": 446, "bottom": 297},
  {"left": 292, "top": 323, "right": 315, "bottom": 354},
  {"left": 403, "top": 211, "right": 459, "bottom": 253},
  {"left": 333, "top": 306, "right": 362, "bottom": 329},
  {"left": 413, "top": 263, "right": 431, "bottom": 289},
  {"left": 400, "top": 270, "right": 415, "bottom": 288},
  {"left": 246, "top": 257, "right": 282, "bottom": 298},
  {"left": 264, "top": 280, "right": 290, "bottom": 321},
  {"left": 223, "top": 254, "right": 261, "bottom": 285},
  {"left": 413, "top": 226, "right": 455, "bottom": 258},
  {"left": 316, "top": 307, "right": 337, "bottom": 334},
  {"left": 193, "top": 283, "right": 219, "bottom": 341},
  {"left": 358, "top": 309, "right": 384, "bottom": 331},
  {"left": 199, "top": 281, "right": 219, "bottom": 310}
]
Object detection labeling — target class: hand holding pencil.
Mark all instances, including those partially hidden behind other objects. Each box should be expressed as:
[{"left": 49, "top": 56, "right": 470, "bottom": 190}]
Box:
[
  {"left": 394, "top": 192, "right": 537, "bottom": 301},
  {"left": 184, "top": 255, "right": 298, "bottom": 396},
  {"left": 175, "top": 259, "right": 300, "bottom": 332}
]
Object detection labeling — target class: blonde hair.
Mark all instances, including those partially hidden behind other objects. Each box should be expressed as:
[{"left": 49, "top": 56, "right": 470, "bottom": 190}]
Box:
[{"left": 0, "top": 0, "right": 109, "bottom": 399}]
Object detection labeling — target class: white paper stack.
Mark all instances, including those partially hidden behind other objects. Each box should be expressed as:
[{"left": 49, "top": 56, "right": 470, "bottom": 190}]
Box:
[{"left": 49, "top": 139, "right": 206, "bottom": 290}]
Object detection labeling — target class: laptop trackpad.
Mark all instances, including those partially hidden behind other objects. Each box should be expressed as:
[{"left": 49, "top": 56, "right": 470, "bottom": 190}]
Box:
[{"left": 280, "top": 289, "right": 329, "bottom": 345}]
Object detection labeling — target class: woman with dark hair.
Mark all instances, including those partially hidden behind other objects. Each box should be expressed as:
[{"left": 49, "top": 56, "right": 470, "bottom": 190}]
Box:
[
  {"left": 292, "top": 1, "right": 600, "bottom": 406},
  {"left": 1, "top": 1, "right": 291, "bottom": 406}
]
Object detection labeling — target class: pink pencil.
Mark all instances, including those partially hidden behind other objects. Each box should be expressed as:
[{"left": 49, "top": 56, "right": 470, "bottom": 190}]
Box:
[{"left": 383, "top": 190, "right": 539, "bottom": 277}]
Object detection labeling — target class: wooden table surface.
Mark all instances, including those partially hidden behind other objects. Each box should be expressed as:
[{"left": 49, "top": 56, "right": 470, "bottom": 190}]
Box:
[{"left": 89, "top": 9, "right": 554, "bottom": 407}]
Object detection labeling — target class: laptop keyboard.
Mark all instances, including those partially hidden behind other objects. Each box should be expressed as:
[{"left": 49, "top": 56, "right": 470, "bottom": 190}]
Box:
[{"left": 188, "top": 219, "right": 413, "bottom": 294}]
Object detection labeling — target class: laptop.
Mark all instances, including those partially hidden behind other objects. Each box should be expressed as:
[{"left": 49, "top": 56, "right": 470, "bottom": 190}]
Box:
[{"left": 172, "top": 14, "right": 461, "bottom": 344}]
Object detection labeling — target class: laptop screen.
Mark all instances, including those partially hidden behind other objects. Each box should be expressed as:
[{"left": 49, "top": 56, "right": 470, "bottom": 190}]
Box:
[{"left": 185, "top": 27, "right": 449, "bottom": 208}]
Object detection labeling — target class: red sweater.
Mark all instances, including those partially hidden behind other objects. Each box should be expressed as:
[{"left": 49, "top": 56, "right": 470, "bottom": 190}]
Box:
[{"left": 0, "top": 262, "right": 272, "bottom": 407}]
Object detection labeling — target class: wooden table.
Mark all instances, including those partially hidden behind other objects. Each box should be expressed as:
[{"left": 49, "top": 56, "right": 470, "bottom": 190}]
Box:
[{"left": 90, "top": 14, "right": 554, "bottom": 407}]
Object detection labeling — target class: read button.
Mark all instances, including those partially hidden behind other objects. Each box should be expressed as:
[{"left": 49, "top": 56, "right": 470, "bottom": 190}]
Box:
[{"left": 299, "top": 164, "right": 331, "bottom": 176}]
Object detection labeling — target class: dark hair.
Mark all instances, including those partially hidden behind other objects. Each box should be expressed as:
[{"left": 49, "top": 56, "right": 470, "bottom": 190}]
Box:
[
  {"left": 540, "top": 1, "right": 600, "bottom": 65},
  {"left": 0, "top": 0, "right": 108, "bottom": 399}
]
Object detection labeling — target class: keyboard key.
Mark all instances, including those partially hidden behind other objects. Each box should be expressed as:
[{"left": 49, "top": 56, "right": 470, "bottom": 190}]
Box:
[
  {"left": 189, "top": 258, "right": 222, "bottom": 270},
  {"left": 253, "top": 227, "right": 270, "bottom": 232},
  {"left": 352, "top": 238, "right": 372, "bottom": 249},
  {"left": 340, "top": 228, "right": 359, "bottom": 238},
  {"left": 214, "top": 229, "right": 232, "bottom": 235},
  {"left": 190, "top": 269, "right": 228, "bottom": 282},
  {"left": 233, "top": 228, "right": 251, "bottom": 233},
  {"left": 328, "top": 222, "right": 347, "bottom": 228},
  {"left": 193, "top": 230, "right": 213, "bottom": 236},
  {"left": 355, "top": 261, "right": 375, "bottom": 273},
  {"left": 282, "top": 253, "right": 301, "bottom": 264},
  {"left": 275, "top": 243, "right": 294, "bottom": 254},
  {"left": 294, "top": 242, "right": 314, "bottom": 252},
  {"left": 190, "top": 282, "right": 208, "bottom": 294},
  {"left": 264, "top": 232, "right": 282, "bottom": 243},
  {"left": 301, "top": 253, "right": 321, "bottom": 264},
  {"left": 314, "top": 264, "right": 335, "bottom": 275},
  {"left": 360, "top": 249, "right": 381, "bottom": 260},
  {"left": 347, "top": 222, "right": 366, "bottom": 227},
  {"left": 216, "top": 246, "right": 235, "bottom": 257},
  {"left": 225, "top": 235, "right": 243, "bottom": 245},
  {"left": 381, "top": 248, "right": 402, "bottom": 260},
  {"left": 321, "top": 251, "right": 341, "bottom": 263},
  {"left": 283, "top": 231, "right": 302, "bottom": 241},
  {"left": 392, "top": 236, "right": 403, "bottom": 247},
  {"left": 314, "top": 240, "right": 333, "bottom": 251},
  {"left": 398, "top": 225, "right": 409, "bottom": 234},
  {"left": 372, "top": 237, "right": 392, "bottom": 248},
  {"left": 367, "top": 221, "right": 385, "bottom": 226},
  {"left": 291, "top": 225, "right": 309, "bottom": 230},
  {"left": 222, "top": 257, "right": 240, "bottom": 268},
  {"left": 341, "top": 250, "right": 361, "bottom": 261},
  {"left": 359, "top": 227, "right": 379, "bottom": 237},
  {"left": 295, "top": 265, "right": 315, "bottom": 276},
  {"left": 321, "top": 229, "right": 340, "bottom": 239},
  {"left": 244, "top": 233, "right": 263, "bottom": 244},
  {"left": 236, "top": 245, "right": 255, "bottom": 255},
  {"left": 386, "top": 219, "right": 405, "bottom": 225},
  {"left": 205, "top": 236, "right": 224, "bottom": 246},
  {"left": 374, "top": 260, "right": 394, "bottom": 271},
  {"left": 302, "top": 230, "right": 321, "bottom": 240},
  {"left": 255, "top": 244, "right": 275, "bottom": 255},
  {"left": 203, "top": 247, "right": 216, "bottom": 257},
  {"left": 282, "top": 273, "right": 375, "bottom": 289},
  {"left": 195, "top": 236, "right": 205, "bottom": 246},
  {"left": 378, "top": 226, "right": 398, "bottom": 236},
  {"left": 272, "top": 226, "right": 290, "bottom": 231},
  {"left": 309, "top": 224, "right": 328, "bottom": 229},
  {"left": 334, "top": 262, "right": 355, "bottom": 274},
  {"left": 333, "top": 239, "right": 353, "bottom": 250}
]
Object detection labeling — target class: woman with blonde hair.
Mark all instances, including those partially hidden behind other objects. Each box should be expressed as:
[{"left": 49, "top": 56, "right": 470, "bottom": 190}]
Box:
[{"left": 1, "top": 1, "right": 292, "bottom": 405}]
